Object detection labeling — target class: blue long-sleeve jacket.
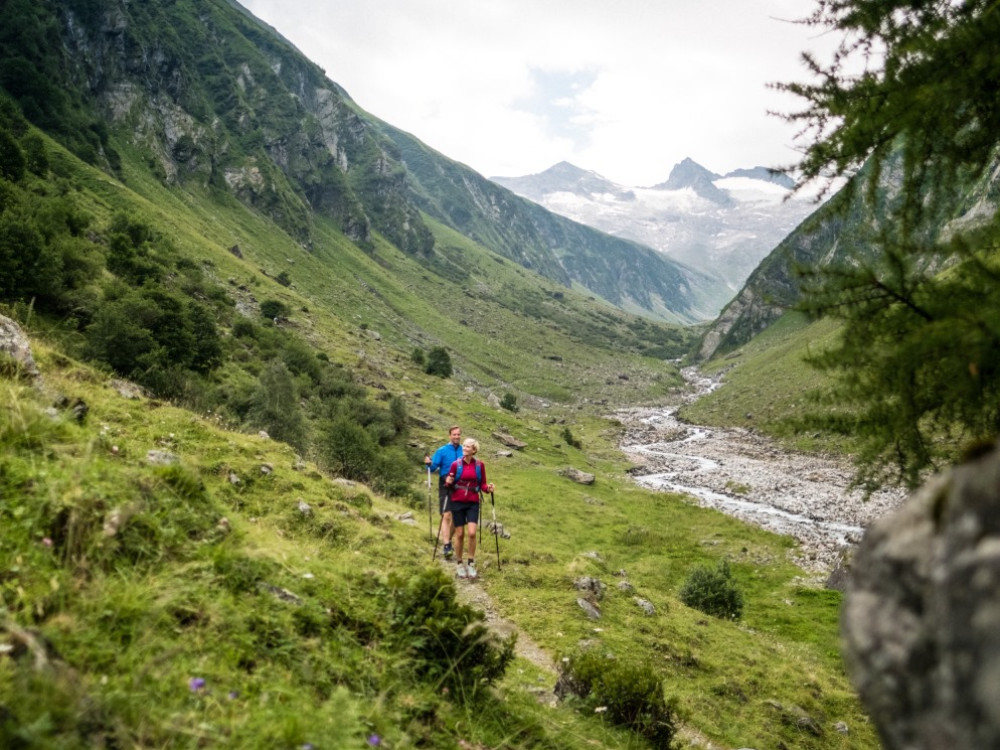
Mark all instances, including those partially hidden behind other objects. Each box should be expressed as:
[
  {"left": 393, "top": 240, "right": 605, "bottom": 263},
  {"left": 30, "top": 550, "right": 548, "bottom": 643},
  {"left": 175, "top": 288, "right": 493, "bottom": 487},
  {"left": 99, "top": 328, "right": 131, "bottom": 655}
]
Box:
[{"left": 428, "top": 442, "right": 463, "bottom": 483}]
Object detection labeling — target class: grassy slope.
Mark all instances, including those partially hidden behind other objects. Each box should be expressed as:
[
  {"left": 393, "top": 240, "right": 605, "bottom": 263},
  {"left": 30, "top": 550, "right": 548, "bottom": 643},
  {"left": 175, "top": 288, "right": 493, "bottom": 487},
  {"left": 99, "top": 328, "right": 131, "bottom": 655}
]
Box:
[
  {"left": 1, "top": 138, "right": 878, "bottom": 748},
  {"left": 679, "top": 312, "right": 855, "bottom": 454}
]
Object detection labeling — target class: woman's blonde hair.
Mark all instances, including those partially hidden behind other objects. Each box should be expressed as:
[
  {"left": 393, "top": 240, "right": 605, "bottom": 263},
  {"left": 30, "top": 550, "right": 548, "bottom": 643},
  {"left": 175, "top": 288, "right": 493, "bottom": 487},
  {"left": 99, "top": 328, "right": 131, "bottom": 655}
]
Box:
[{"left": 462, "top": 438, "right": 480, "bottom": 454}]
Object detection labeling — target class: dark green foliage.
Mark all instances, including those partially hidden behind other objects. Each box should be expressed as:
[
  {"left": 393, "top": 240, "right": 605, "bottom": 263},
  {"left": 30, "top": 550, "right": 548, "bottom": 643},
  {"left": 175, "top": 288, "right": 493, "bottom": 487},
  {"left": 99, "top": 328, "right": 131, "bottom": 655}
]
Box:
[
  {"left": 499, "top": 392, "right": 519, "bottom": 412},
  {"left": 679, "top": 559, "right": 744, "bottom": 620},
  {"left": 775, "top": 0, "right": 1000, "bottom": 487},
  {"left": 424, "top": 347, "right": 452, "bottom": 378},
  {"left": 556, "top": 650, "right": 676, "bottom": 747},
  {"left": 561, "top": 426, "right": 582, "bottom": 449},
  {"left": 389, "top": 566, "right": 515, "bottom": 699},
  {"left": 259, "top": 299, "right": 290, "bottom": 319},
  {"left": 0, "top": 128, "right": 26, "bottom": 181},
  {"left": 85, "top": 284, "right": 222, "bottom": 394},
  {"left": 321, "top": 417, "right": 378, "bottom": 481},
  {"left": 246, "top": 360, "right": 308, "bottom": 450}
]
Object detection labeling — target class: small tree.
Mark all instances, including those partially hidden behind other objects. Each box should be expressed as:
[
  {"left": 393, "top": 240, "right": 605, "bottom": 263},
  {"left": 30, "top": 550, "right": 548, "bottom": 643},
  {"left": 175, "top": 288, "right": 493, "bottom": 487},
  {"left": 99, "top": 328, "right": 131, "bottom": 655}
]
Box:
[
  {"left": 680, "top": 559, "right": 744, "bottom": 620},
  {"left": 425, "top": 347, "right": 452, "bottom": 378},
  {"left": 259, "top": 299, "right": 289, "bottom": 320},
  {"left": 500, "top": 392, "right": 519, "bottom": 412}
]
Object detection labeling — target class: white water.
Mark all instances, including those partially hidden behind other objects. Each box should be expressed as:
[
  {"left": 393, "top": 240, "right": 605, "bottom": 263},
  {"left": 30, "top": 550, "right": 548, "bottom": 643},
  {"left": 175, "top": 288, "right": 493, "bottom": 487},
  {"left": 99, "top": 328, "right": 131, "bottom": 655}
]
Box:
[{"left": 617, "top": 370, "right": 907, "bottom": 572}]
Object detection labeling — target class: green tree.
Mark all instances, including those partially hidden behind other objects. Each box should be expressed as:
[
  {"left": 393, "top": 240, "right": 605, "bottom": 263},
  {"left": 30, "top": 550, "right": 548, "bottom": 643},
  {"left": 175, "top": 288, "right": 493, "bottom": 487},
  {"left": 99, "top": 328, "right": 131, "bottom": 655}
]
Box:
[
  {"left": 246, "top": 360, "right": 307, "bottom": 450},
  {"left": 321, "top": 417, "right": 377, "bottom": 481},
  {"left": 425, "top": 347, "right": 452, "bottom": 378},
  {"left": 778, "top": 0, "right": 1000, "bottom": 490}
]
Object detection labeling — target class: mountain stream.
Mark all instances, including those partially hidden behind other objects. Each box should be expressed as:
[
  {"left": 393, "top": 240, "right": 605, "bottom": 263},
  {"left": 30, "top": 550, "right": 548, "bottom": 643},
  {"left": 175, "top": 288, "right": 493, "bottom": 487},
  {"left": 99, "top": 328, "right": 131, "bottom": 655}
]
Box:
[{"left": 616, "top": 368, "right": 907, "bottom": 574}]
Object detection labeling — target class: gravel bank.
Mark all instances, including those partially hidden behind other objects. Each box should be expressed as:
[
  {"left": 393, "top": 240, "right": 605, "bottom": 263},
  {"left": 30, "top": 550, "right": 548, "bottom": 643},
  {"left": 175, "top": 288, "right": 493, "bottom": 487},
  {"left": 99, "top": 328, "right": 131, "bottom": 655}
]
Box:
[{"left": 616, "top": 369, "right": 907, "bottom": 574}]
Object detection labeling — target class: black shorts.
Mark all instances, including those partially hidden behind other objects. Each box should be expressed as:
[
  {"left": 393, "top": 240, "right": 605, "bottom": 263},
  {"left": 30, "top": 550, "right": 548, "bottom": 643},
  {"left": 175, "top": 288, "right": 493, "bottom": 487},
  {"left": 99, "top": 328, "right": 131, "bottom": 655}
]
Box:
[
  {"left": 450, "top": 501, "right": 480, "bottom": 528},
  {"left": 438, "top": 483, "right": 452, "bottom": 514}
]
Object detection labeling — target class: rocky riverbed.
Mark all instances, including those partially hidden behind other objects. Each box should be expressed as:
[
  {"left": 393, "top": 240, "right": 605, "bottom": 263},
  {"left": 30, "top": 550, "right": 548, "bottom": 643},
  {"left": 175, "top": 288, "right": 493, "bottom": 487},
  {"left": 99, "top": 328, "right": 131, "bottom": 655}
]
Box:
[{"left": 617, "top": 369, "right": 908, "bottom": 574}]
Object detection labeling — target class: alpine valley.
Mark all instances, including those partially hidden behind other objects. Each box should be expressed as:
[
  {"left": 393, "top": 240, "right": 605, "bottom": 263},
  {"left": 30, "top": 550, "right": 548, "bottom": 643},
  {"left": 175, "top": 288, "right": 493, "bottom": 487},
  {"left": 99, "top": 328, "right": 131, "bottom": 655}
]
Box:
[{"left": 1, "top": 0, "right": 997, "bottom": 749}]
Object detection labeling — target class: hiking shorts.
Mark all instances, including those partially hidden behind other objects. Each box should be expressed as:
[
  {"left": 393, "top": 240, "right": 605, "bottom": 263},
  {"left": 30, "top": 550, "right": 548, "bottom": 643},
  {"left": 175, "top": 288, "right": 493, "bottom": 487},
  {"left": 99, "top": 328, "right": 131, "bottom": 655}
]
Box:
[
  {"left": 438, "top": 483, "right": 452, "bottom": 514},
  {"left": 450, "top": 501, "right": 480, "bottom": 528}
]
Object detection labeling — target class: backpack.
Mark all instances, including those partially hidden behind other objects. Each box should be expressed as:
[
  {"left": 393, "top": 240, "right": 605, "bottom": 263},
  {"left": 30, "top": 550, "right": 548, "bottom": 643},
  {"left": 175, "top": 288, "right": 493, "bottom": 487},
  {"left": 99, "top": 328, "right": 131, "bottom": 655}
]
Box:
[{"left": 449, "top": 459, "right": 482, "bottom": 490}]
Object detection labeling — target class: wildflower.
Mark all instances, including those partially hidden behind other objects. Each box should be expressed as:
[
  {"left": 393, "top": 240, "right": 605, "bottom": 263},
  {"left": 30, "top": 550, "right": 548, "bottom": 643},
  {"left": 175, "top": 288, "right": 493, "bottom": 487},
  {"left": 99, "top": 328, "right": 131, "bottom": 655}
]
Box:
[
  {"left": 189, "top": 677, "right": 206, "bottom": 692},
  {"left": 367, "top": 735, "right": 381, "bottom": 746}
]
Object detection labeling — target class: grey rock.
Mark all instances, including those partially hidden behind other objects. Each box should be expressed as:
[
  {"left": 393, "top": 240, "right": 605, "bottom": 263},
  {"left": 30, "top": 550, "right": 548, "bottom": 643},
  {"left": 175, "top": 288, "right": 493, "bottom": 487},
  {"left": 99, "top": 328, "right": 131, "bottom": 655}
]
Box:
[
  {"left": 842, "top": 443, "right": 1000, "bottom": 749},
  {"left": 492, "top": 432, "right": 527, "bottom": 450},
  {"left": 574, "top": 577, "right": 607, "bottom": 601},
  {"left": 146, "top": 450, "right": 178, "bottom": 466},
  {"left": 576, "top": 598, "right": 601, "bottom": 619},
  {"left": 562, "top": 467, "right": 595, "bottom": 485},
  {"left": 634, "top": 597, "right": 656, "bottom": 615},
  {"left": 0, "top": 315, "right": 40, "bottom": 379},
  {"left": 110, "top": 378, "right": 147, "bottom": 399}
]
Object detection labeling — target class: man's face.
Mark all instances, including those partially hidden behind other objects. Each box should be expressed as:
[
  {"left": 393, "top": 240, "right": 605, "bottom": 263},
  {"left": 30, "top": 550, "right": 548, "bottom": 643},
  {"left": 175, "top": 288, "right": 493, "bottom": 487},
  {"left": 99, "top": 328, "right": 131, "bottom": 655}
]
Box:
[{"left": 450, "top": 429, "right": 461, "bottom": 445}]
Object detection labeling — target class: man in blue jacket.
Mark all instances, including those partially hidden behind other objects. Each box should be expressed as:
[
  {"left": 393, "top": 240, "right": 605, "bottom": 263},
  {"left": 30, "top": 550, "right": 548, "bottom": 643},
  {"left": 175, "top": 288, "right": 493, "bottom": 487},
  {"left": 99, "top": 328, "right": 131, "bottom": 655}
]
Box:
[{"left": 424, "top": 425, "right": 462, "bottom": 559}]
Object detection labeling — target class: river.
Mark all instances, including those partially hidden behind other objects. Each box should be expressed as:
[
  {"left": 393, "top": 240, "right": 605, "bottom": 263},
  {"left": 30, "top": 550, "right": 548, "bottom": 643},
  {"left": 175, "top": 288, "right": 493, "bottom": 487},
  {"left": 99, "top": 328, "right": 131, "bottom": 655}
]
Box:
[{"left": 616, "top": 368, "right": 907, "bottom": 574}]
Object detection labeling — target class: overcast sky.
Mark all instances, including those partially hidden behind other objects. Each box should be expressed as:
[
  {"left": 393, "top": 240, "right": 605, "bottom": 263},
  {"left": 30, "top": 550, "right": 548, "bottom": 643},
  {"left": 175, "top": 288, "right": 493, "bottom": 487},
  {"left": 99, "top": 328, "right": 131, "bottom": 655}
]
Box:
[{"left": 238, "top": 0, "right": 836, "bottom": 187}]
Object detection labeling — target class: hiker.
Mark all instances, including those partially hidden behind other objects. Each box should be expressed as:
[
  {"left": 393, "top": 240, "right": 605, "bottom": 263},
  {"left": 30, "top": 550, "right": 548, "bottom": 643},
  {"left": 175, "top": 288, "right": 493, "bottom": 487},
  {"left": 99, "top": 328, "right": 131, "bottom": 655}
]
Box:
[
  {"left": 445, "top": 437, "right": 494, "bottom": 580},
  {"left": 425, "top": 425, "right": 463, "bottom": 559}
]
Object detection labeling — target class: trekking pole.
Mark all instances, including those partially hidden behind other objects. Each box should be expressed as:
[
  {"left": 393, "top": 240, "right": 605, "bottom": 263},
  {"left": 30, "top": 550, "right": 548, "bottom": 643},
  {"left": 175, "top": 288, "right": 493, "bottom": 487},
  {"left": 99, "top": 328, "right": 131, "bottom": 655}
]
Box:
[
  {"left": 490, "top": 492, "right": 501, "bottom": 571},
  {"left": 426, "top": 463, "right": 433, "bottom": 542},
  {"left": 431, "top": 511, "right": 444, "bottom": 561}
]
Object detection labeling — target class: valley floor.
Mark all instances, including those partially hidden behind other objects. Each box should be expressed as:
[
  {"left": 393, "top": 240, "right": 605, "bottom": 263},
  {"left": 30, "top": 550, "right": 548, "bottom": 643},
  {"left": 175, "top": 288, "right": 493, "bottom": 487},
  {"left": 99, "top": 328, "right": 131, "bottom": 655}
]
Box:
[{"left": 616, "top": 369, "right": 907, "bottom": 573}]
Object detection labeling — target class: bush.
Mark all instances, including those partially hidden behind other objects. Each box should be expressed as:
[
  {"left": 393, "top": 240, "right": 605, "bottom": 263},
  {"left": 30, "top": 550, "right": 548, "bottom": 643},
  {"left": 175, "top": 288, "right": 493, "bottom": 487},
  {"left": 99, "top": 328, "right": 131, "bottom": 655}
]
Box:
[
  {"left": 500, "top": 392, "right": 519, "bottom": 412},
  {"left": 321, "top": 417, "right": 377, "bottom": 481},
  {"left": 425, "top": 347, "right": 452, "bottom": 378},
  {"left": 259, "top": 299, "right": 289, "bottom": 319},
  {"left": 556, "top": 650, "right": 676, "bottom": 747},
  {"left": 389, "top": 567, "right": 515, "bottom": 700},
  {"left": 561, "top": 426, "right": 582, "bottom": 449},
  {"left": 679, "top": 559, "right": 744, "bottom": 620}
]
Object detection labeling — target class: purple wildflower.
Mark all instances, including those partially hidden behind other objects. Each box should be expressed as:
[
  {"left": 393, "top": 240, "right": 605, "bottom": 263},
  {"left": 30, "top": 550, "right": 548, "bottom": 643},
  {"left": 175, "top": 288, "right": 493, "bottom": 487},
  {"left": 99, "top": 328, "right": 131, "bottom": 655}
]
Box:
[{"left": 188, "top": 677, "right": 206, "bottom": 692}]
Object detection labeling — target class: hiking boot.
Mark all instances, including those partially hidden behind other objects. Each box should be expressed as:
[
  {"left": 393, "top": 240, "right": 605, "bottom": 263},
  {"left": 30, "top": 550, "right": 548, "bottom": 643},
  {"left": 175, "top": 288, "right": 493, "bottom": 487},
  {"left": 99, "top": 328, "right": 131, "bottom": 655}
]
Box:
[
  {"left": 443, "top": 543, "right": 454, "bottom": 560},
  {"left": 455, "top": 563, "right": 467, "bottom": 579},
  {"left": 466, "top": 561, "right": 478, "bottom": 580}
]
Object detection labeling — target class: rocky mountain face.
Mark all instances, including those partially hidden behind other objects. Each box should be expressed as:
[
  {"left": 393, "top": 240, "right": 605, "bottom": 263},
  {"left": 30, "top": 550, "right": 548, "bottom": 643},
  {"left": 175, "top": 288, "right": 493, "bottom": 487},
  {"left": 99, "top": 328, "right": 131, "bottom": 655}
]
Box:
[
  {"left": 0, "top": 0, "right": 706, "bottom": 324},
  {"left": 695, "top": 150, "right": 1000, "bottom": 360},
  {"left": 491, "top": 159, "right": 818, "bottom": 318}
]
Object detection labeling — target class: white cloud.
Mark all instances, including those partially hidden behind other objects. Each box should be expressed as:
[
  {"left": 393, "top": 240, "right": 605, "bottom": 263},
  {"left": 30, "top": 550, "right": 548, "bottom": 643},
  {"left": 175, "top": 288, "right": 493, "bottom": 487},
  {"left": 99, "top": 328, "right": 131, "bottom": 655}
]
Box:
[{"left": 238, "top": 0, "right": 836, "bottom": 186}]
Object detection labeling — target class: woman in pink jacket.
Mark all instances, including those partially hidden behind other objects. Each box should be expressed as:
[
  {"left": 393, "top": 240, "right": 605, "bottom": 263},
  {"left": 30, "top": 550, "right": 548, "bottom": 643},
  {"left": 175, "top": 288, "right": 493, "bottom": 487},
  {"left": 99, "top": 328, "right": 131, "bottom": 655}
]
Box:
[{"left": 445, "top": 438, "right": 494, "bottom": 580}]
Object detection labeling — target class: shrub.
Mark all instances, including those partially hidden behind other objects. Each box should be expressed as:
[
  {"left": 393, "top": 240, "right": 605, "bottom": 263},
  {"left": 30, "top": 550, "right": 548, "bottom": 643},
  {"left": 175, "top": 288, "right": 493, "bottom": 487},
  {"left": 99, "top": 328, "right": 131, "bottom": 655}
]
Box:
[
  {"left": 561, "top": 426, "right": 582, "bottom": 449},
  {"left": 389, "top": 566, "right": 515, "bottom": 700},
  {"left": 425, "top": 347, "right": 452, "bottom": 378},
  {"left": 321, "top": 417, "right": 377, "bottom": 481},
  {"left": 556, "top": 650, "right": 675, "bottom": 747},
  {"left": 500, "top": 392, "right": 519, "bottom": 412},
  {"left": 679, "top": 559, "right": 744, "bottom": 620},
  {"left": 259, "top": 299, "right": 289, "bottom": 319}
]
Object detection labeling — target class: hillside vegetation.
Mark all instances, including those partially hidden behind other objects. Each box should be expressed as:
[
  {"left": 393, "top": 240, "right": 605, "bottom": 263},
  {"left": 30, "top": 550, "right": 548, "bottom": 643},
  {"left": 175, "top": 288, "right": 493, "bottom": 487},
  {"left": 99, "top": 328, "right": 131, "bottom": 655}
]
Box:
[{"left": 0, "top": 38, "right": 878, "bottom": 750}]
